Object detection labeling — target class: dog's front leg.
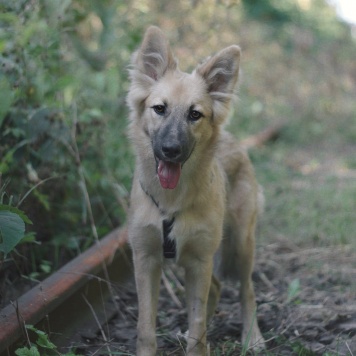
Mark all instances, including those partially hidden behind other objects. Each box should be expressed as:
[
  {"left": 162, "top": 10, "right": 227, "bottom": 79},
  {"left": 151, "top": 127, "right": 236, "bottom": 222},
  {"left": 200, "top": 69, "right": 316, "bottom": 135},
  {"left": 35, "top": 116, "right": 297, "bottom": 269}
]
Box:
[
  {"left": 183, "top": 258, "right": 213, "bottom": 356},
  {"left": 132, "top": 247, "right": 162, "bottom": 356}
]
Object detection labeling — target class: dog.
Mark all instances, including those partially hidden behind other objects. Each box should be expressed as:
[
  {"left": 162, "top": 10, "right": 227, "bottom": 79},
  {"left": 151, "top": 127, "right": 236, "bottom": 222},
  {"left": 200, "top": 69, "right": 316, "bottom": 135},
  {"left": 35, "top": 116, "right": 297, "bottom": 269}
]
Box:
[{"left": 127, "top": 26, "right": 265, "bottom": 355}]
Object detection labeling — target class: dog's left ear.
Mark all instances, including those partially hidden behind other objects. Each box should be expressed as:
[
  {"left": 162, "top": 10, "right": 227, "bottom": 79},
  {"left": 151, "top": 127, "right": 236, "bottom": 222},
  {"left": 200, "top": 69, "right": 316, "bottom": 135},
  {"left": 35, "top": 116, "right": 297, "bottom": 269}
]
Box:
[{"left": 196, "top": 45, "right": 240, "bottom": 123}]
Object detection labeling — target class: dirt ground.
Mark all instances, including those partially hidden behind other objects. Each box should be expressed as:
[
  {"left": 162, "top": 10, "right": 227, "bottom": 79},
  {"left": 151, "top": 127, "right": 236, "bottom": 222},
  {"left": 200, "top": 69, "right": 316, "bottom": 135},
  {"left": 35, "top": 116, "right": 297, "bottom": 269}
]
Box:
[{"left": 73, "top": 237, "right": 356, "bottom": 356}]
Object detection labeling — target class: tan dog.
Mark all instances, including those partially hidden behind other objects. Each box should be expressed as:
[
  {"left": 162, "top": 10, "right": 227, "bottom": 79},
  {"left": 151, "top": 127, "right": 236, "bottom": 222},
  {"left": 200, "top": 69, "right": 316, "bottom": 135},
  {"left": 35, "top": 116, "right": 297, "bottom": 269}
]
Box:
[{"left": 127, "top": 26, "right": 265, "bottom": 356}]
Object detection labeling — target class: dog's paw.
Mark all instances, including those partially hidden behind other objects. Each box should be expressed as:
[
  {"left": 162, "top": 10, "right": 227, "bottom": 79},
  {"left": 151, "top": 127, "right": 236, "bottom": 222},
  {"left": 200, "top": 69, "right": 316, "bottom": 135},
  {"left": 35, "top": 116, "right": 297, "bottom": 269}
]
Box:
[
  {"left": 136, "top": 335, "right": 157, "bottom": 356},
  {"left": 242, "top": 326, "right": 266, "bottom": 351},
  {"left": 179, "top": 329, "right": 210, "bottom": 356}
]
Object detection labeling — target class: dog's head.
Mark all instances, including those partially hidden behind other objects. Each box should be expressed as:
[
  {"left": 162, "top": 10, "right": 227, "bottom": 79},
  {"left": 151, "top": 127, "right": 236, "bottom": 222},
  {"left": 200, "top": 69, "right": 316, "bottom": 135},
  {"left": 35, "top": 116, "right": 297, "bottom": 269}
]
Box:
[{"left": 128, "top": 26, "right": 240, "bottom": 189}]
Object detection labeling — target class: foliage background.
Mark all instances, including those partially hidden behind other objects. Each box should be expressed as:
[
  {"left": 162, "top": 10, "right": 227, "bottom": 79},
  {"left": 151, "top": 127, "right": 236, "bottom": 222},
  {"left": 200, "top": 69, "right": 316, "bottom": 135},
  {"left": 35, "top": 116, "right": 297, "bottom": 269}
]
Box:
[{"left": 0, "top": 0, "right": 355, "bottom": 301}]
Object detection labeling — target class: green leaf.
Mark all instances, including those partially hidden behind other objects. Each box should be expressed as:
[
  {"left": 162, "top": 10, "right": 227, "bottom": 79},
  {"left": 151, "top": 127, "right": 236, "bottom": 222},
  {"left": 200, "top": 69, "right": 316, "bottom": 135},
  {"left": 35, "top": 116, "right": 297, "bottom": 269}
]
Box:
[
  {"left": 36, "top": 332, "right": 56, "bottom": 349},
  {"left": 0, "top": 210, "right": 25, "bottom": 255},
  {"left": 32, "top": 190, "right": 50, "bottom": 211},
  {"left": 15, "top": 346, "right": 40, "bottom": 356},
  {"left": 40, "top": 261, "right": 52, "bottom": 274},
  {"left": 287, "top": 278, "right": 301, "bottom": 303},
  {"left": 0, "top": 205, "right": 33, "bottom": 224},
  {"left": 26, "top": 325, "right": 56, "bottom": 349},
  {"left": 20, "top": 232, "right": 38, "bottom": 244}
]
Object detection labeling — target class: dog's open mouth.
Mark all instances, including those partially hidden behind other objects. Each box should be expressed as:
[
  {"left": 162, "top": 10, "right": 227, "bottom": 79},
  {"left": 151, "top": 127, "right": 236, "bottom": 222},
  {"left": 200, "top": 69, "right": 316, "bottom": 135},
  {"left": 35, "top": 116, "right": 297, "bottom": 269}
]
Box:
[{"left": 157, "top": 160, "right": 181, "bottom": 190}]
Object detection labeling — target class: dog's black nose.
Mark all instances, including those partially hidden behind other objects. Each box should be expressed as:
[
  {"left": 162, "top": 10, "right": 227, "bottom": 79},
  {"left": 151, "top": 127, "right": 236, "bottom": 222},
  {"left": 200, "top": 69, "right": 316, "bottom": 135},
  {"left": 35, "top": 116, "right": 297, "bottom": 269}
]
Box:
[{"left": 162, "top": 142, "right": 182, "bottom": 159}]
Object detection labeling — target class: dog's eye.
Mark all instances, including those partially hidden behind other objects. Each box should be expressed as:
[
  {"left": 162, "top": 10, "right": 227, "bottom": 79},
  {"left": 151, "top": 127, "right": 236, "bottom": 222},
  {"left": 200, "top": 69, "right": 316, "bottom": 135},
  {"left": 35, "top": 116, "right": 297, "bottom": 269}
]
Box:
[
  {"left": 152, "top": 105, "right": 166, "bottom": 116},
  {"left": 189, "top": 110, "right": 202, "bottom": 121}
]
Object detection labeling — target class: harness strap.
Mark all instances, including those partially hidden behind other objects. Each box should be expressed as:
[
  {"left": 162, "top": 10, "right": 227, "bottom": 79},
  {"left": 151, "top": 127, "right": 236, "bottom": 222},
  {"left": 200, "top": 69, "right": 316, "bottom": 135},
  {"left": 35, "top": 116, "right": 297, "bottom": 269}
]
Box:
[
  {"left": 162, "top": 218, "right": 176, "bottom": 259},
  {"left": 139, "top": 181, "right": 177, "bottom": 259}
]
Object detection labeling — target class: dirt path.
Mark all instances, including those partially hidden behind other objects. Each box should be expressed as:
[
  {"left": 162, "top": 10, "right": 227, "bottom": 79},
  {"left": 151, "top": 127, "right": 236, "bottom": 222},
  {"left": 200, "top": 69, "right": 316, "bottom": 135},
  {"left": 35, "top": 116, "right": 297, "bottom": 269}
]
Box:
[{"left": 73, "top": 238, "right": 356, "bottom": 355}]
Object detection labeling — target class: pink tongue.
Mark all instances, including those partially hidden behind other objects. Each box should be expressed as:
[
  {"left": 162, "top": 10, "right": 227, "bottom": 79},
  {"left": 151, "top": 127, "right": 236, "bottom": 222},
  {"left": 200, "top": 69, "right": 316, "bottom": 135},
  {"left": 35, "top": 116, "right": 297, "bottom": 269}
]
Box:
[{"left": 158, "top": 160, "right": 181, "bottom": 189}]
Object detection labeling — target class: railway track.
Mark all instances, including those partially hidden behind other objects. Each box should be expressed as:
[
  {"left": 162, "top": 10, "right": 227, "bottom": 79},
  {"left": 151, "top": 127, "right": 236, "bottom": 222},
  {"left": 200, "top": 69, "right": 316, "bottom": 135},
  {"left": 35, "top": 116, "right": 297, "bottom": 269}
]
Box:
[{"left": 0, "top": 228, "right": 132, "bottom": 356}]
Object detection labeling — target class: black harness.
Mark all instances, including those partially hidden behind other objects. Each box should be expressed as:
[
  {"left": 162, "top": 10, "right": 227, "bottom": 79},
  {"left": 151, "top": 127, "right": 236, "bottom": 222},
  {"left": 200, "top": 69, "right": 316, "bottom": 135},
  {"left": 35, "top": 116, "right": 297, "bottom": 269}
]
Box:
[
  {"left": 162, "top": 218, "right": 176, "bottom": 258},
  {"left": 139, "top": 181, "right": 176, "bottom": 259}
]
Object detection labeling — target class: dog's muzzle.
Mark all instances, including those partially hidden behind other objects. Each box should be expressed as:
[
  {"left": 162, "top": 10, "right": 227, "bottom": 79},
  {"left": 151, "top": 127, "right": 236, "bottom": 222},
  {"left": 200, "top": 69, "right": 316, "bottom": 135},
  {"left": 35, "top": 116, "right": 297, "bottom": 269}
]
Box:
[
  {"left": 153, "top": 122, "right": 196, "bottom": 190},
  {"left": 154, "top": 140, "right": 184, "bottom": 190}
]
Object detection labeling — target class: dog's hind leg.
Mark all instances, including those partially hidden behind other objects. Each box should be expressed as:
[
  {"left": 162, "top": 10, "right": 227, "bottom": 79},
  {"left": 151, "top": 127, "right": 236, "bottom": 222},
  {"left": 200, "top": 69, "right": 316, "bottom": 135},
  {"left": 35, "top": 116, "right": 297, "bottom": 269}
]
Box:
[
  {"left": 221, "top": 172, "right": 265, "bottom": 350},
  {"left": 233, "top": 213, "right": 265, "bottom": 350}
]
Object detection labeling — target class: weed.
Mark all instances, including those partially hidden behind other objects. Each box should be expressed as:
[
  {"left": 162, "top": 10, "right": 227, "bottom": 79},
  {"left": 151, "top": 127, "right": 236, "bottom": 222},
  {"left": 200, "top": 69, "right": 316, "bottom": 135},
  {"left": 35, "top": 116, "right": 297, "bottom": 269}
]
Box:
[
  {"left": 0, "top": 181, "right": 33, "bottom": 257},
  {"left": 0, "top": 0, "right": 141, "bottom": 277},
  {"left": 287, "top": 278, "right": 301, "bottom": 304},
  {"left": 15, "top": 325, "right": 82, "bottom": 356}
]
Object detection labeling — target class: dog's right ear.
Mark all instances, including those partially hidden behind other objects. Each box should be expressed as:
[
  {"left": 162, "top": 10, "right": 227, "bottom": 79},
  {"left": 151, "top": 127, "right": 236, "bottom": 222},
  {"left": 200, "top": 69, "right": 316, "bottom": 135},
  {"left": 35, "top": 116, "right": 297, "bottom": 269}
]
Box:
[
  {"left": 133, "top": 26, "right": 177, "bottom": 81},
  {"left": 127, "top": 27, "right": 177, "bottom": 114}
]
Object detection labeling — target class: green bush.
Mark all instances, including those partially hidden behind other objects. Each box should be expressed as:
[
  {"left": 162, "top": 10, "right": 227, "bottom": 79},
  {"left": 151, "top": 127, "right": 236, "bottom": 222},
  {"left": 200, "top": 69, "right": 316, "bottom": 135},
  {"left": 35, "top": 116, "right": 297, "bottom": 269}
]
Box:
[{"left": 0, "top": 0, "right": 147, "bottom": 268}]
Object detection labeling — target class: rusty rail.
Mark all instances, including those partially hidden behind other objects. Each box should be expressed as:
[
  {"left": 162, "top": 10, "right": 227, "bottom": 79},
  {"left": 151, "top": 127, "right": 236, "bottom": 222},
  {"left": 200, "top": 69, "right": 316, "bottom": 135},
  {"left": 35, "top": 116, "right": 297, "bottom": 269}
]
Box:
[{"left": 0, "top": 227, "right": 132, "bottom": 355}]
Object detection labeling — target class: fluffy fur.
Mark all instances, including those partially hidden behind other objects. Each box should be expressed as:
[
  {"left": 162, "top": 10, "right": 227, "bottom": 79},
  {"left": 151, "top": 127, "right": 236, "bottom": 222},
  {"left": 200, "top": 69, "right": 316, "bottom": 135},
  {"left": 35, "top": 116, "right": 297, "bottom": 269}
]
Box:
[{"left": 127, "top": 26, "right": 265, "bottom": 356}]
